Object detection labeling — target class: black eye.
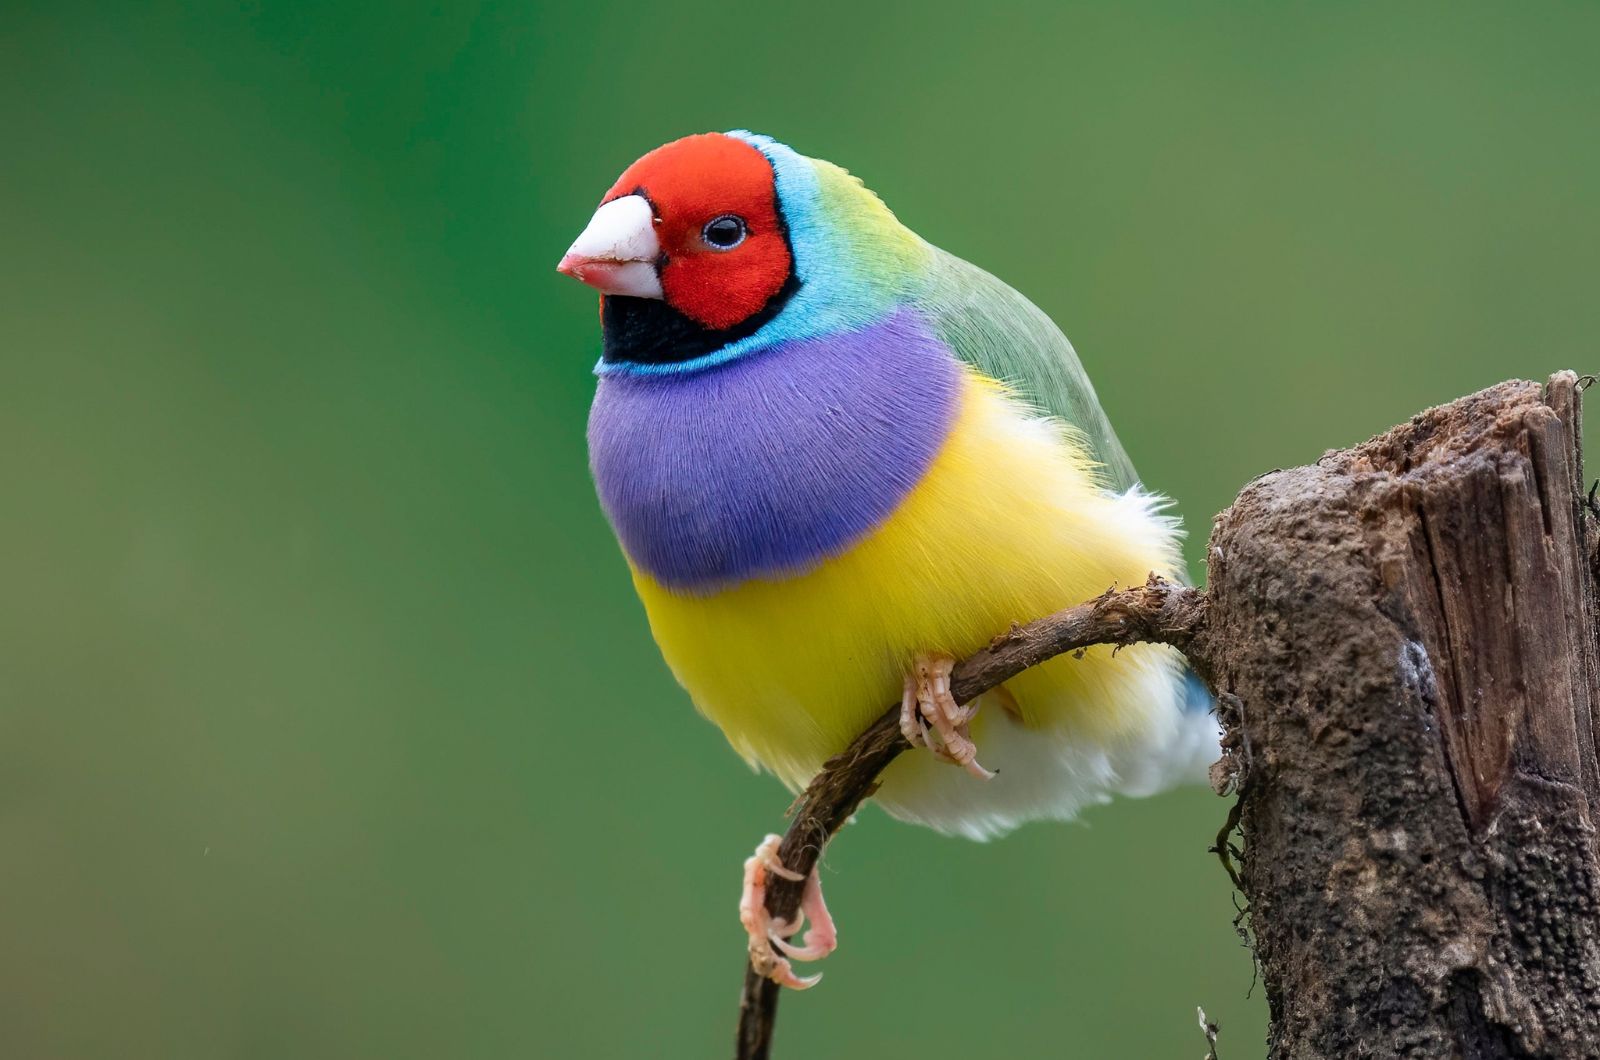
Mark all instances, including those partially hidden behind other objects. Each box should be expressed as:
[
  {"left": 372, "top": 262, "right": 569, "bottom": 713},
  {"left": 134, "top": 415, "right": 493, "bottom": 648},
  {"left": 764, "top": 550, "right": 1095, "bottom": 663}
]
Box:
[{"left": 701, "top": 214, "right": 747, "bottom": 250}]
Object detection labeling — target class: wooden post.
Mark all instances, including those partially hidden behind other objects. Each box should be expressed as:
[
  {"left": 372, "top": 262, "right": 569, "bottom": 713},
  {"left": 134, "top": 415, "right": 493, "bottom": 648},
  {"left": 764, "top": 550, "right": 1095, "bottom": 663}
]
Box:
[{"left": 1200, "top": 372, "right": 1600, "bottom": 1057}]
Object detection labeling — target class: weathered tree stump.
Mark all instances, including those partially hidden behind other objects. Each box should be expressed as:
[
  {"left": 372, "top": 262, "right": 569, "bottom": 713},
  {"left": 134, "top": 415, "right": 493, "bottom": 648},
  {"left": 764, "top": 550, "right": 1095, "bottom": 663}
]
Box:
[{"left": 1200, "top": 372, "right": 1600, "bottom": 1058}]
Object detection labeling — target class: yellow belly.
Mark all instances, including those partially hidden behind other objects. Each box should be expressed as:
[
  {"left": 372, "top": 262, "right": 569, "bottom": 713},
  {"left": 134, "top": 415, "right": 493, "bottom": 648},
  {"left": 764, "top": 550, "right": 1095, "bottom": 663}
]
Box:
[{"left": 631, "top": 371, "right": 1185, "bottom": 790}]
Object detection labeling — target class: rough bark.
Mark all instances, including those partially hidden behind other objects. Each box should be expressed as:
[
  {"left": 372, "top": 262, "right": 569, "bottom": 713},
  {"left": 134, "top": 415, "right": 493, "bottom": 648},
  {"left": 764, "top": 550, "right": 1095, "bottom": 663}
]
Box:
[{"left": 1200, "top": 372, "right": 1600, "bottom": 1058}]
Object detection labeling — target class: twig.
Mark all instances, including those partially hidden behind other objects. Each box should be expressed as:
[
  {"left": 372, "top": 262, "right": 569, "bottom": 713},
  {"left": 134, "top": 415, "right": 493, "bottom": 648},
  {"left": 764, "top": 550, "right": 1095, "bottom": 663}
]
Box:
[
  {"left": 734, "top": 575, "right": 1208, "bottom": 1059},
  {"left": 1198, "top": 1006, "right": 1221, "bottom": 1059}
]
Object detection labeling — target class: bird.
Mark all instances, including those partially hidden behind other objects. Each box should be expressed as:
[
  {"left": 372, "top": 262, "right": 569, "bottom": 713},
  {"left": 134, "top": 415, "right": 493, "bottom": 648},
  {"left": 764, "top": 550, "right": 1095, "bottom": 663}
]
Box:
[{"left": 559, "top": 131, "right": 1219, "bottom": 989}]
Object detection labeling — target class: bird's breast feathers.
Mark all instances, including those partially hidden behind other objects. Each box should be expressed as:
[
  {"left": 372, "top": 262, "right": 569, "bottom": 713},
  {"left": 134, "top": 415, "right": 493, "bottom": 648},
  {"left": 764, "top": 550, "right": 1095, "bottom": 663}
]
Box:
[
  {"left": 587, "top": 307, "right": 958, "bottom": 592},
  {"left": 589, "top": 321, "right": 1185, "bottom": 792}
]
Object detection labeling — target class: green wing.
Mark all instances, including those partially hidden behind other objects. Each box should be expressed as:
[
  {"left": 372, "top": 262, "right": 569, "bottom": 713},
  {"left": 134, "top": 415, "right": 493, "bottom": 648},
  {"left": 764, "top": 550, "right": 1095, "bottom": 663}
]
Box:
[{"left": 917, "top": 248, "right": 1140, "bottom": 493}]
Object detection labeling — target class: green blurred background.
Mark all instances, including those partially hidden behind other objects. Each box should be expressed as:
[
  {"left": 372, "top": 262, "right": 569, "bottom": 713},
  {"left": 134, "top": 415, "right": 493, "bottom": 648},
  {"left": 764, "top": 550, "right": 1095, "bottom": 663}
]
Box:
[{"left": 6, "top": 2, "right": 1598, "bottom": 1057}]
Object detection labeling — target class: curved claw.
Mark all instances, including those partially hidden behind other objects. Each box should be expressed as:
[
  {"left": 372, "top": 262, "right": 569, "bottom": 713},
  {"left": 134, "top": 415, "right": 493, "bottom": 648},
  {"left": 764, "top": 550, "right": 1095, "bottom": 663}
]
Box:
[
  {"left": 769, "top": 868, "right": 838, "bottom": 962},
  {"left": 770, "top": 964, "right": 824, "bottom": 990}
]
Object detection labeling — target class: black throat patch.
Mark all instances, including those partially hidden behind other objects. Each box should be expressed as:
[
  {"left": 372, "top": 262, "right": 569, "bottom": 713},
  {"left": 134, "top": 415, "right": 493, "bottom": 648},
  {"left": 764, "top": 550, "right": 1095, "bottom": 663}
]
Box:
[{"left": 600, "top": 272, "right": 801, "bottom": 367}]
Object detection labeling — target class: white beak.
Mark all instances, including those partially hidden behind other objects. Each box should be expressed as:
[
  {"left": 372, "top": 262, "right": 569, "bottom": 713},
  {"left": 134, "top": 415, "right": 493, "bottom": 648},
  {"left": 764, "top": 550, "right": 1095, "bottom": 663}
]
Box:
[{"left": 556, "top": 194, "right": 664, "bottom": 299}]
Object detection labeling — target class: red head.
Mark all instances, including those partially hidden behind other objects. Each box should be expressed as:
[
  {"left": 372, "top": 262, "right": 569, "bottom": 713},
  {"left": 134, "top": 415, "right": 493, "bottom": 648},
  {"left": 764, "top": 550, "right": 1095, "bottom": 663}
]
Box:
[{"left": 558, "top": 133, "right": 798, "bottom": 366}]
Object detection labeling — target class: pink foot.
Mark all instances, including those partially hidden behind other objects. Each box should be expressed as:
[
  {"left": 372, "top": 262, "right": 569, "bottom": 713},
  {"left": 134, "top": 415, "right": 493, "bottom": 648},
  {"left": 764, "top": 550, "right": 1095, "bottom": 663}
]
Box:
[
  {"left": 900, "top": 652, "right": 994, "bottom": 780},
  {"left": 738, "top": 834, "right": 838, "bottom": 990}
]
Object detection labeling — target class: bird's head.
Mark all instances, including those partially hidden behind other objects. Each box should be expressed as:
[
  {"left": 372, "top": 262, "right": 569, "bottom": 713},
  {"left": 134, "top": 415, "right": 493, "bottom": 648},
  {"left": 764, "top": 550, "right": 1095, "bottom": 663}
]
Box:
[{"left": 559, "top": 131, "right": 927, "bottom": 373}]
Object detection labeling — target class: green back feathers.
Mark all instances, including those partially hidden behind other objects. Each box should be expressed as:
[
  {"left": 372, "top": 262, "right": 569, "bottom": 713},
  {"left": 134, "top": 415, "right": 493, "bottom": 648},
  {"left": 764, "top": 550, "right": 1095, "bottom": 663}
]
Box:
[
  {"left": 808, "top": 159, "right": 930, "bottom": 303},
  {"left": 917, "top": 250, "right": 1140, "bottom": 492}
]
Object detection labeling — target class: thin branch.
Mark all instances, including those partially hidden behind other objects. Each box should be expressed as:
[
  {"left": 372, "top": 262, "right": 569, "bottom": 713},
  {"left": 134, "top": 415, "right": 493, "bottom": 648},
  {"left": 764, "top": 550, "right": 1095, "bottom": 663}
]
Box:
[{"left": 734, "top": 575, "right": 1207, "bottom": 1059}]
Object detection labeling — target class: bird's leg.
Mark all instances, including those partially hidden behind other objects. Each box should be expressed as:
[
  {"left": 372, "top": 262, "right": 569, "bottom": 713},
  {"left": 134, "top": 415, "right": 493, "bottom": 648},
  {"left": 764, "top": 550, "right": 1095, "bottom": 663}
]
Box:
[
  {"left": 908, "top": 652, "right": 995, "bottom": 779},
  {"left": 738, "top": 834, "right": 837, "bottom": 990}
]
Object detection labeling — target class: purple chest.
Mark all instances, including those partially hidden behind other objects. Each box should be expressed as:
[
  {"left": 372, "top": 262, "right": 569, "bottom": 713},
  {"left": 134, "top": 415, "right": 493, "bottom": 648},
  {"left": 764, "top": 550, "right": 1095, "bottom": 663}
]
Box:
[{"left": 587, "top": 308, "right": 961, "bottom": 593}]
